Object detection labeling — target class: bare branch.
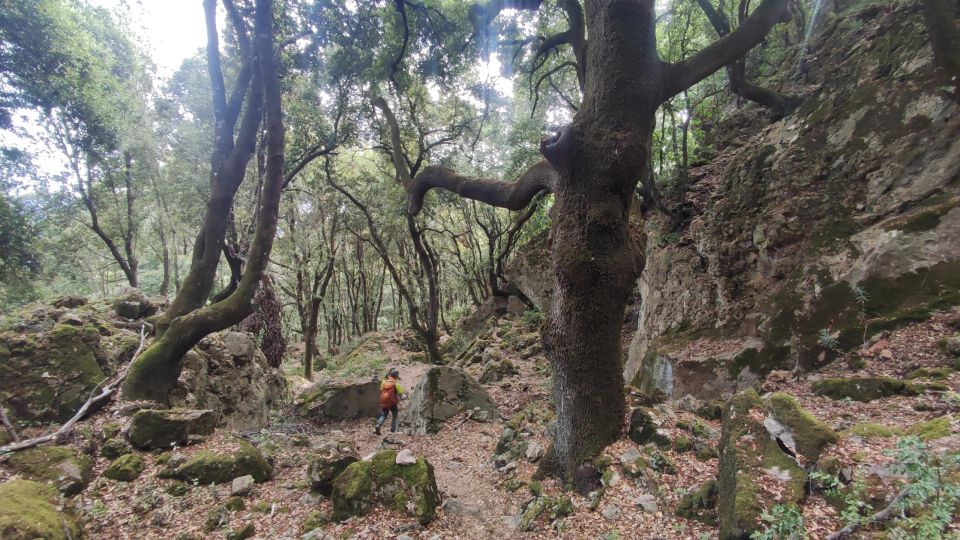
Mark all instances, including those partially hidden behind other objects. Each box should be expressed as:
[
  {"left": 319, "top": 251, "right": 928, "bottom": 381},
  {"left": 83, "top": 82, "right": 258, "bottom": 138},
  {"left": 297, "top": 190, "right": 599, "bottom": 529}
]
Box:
[
  {"left": 662, "top": 0, "right": 790, "bottom": 99},
  {"left": 410, "top": 159, "right": 557, "bottom": 215}
]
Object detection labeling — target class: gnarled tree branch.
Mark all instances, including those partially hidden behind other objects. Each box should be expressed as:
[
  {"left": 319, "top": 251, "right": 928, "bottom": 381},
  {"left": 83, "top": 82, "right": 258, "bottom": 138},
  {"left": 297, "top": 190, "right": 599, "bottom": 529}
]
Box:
[
  {"left": 662, "top": 0, "right": 790, "bottom": 99},
  {"left": 410, "top": 159, "right": 557, "bottom": 215}
]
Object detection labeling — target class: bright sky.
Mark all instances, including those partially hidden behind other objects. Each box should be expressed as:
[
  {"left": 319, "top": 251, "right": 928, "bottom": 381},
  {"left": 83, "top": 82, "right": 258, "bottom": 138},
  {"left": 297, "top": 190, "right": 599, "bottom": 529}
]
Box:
[{"left": 92, "top": 0, "right": 209, "bottom": 76}]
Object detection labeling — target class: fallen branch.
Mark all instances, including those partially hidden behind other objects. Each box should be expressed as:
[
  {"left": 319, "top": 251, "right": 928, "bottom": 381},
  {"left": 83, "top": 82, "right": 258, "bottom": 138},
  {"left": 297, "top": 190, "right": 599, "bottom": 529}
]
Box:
[
  {"left": 0, "top": 324, "right": 149, "bottom": 455},
  {"left": 825, "top": 486, "right": 909, "bottom": 540}
]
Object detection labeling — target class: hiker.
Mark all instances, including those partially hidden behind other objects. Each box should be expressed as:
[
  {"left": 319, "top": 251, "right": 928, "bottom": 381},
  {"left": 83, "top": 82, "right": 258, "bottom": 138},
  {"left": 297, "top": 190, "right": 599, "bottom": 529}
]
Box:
[{"left": 375, "top": 368, "right": 405, "bottom": 435}]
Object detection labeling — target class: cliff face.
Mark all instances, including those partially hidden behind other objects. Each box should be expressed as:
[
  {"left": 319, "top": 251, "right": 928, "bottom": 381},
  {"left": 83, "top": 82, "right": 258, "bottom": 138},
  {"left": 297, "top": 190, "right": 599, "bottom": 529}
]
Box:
[{"left": 625, "top": 0, "right": 960, "bottom": 398}]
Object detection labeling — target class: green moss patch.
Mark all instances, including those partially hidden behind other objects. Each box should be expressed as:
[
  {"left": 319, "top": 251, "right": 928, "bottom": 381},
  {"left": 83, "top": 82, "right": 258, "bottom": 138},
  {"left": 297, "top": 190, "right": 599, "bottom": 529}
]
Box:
[
  {"left": 676, "top": 480, "right": 718, "bottom": 525},
  {"left": 845, "top": 422, "right": 901, "bottom": 438},
  {"left": 906, "top": 416, "right": 954, "bottom": 441},
  {"left": 812, "top": 377, "right": 918, "bottom": 402},
  {"left": 0, "top": 479, "right": 84, "bottom": 539},
  {"left": 104, "top": 453, "right": 146, "bottom": 482}
]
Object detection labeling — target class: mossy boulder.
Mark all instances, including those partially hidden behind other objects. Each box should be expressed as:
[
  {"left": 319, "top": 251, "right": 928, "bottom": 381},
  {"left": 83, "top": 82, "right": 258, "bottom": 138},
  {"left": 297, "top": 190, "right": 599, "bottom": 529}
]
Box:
[
  {"left": 159, "top": 439, "right": 272, "bottom": 484},
  {"left": 718, "top": 390, "right": 807, "bottom": 540},
  {"left": 127, "top": 408, "right": 216, "bottom": 449},
  {"left": 765, "top": 392, "right": 838, "bottom": 462},
  {"left": 676, "top": 480, "right": 718, "bottom": 525},
  {"left": 628, "top": 407, "right": 670, "bottom": 446},
  {"left": 479, "top": 359, "right": 518, "bottom": 384},
  {"left": 514, "top": 495, "right": 574, "bottom": 532},
  {"left": 331, "top": 450, "right": 441, "bottom": 524},
  {"left": 100, "top": 437, "right": 133, "bottom": 460},
  {"left": 812, "top": 377, "right": 918, "bottom": 402},
  {"left": 4, "top": 446, "right": 93, "bottom": 496},
  {"left": 225, "top": 522, "right": 255, "bottom": 540},
  {"left": 0, "top": 479, "right": 84, "bottom": 539},
  {"left": 0, "top": 323, "right": 105, "bottom": 425},
  {"left": 307, "top": 439, "right": 359, "bottom": 496},
  {"left": 906, "top": 415, "right": 954, "bottom": 440},
  {"left": 104, "top": 454, "right": 145, "bottom": 482}
]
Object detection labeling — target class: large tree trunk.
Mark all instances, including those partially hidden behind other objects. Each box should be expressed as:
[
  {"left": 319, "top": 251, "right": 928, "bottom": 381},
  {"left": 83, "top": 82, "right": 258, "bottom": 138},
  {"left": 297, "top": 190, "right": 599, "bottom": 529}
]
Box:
[{"left": 122, "top": 0, "right": 284, "bottom": 402}]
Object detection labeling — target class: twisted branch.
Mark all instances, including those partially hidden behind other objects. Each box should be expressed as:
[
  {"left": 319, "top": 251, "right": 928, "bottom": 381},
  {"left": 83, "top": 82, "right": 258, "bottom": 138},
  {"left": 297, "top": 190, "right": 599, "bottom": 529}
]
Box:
[{"left": 409, "top": 159, "right": 558, "bottom": 215}]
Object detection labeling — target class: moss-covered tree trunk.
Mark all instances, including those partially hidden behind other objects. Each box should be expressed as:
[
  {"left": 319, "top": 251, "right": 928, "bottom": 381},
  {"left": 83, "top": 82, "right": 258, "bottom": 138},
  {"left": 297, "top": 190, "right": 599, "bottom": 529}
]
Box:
[{"left": 122, "top": 0, "right": 286, "bottom": 402}]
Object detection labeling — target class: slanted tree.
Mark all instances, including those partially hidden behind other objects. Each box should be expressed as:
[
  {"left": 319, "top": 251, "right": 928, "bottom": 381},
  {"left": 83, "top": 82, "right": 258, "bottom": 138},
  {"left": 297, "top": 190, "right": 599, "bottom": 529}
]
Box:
[
  {"left": 411, "top": 0, "right": 791, "bottom": 482},
  {"left": 122, "top": 0, "right": 287, "bottom": 402}
]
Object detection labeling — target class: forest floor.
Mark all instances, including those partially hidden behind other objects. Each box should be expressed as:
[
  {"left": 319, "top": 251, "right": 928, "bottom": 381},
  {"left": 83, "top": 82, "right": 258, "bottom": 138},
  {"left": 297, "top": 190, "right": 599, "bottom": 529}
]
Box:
[{"left": 2, "top": 311, "right": 959, "bottom": 539}]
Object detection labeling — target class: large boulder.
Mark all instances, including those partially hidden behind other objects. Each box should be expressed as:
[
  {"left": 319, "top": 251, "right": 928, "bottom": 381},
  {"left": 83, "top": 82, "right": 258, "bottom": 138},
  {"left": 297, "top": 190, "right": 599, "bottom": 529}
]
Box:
[
  {"left": 400, "top": 366, "right": 499, "bottom": 434},
  {"left": 0, "top": 479, "right": 84, "bottom": 539},
  {"left": 307, "top": 440, "right": 359, "bottom": 496},
  {"left": 159, "top": 438, "right": 272, "bottom": 484},
  {"left": 331, "top": 450, "right": 441, "bottom": 525},
  {"left": 718, "top": 390, "right": 806, "bottom": 540},
  {"left": 0, "top": 323, "right": 106, "bottom": 424},
  {"left": 127, "top": 408, "right": 216, "bottom": 449},
  {"left": 112, "top": 289, "right": 157, "bottom": 320},
  {"left": 3, "top": 446, "right": 92, "bottom": 496},
  {"left": 504, "top": 230, "right": 553, "bottom": 311},
  {"left": 169, "top": 331, "right": 287, "bottom": 430},
  {"left": 296, "top": 381, "right": 380, "bottom": 421}
]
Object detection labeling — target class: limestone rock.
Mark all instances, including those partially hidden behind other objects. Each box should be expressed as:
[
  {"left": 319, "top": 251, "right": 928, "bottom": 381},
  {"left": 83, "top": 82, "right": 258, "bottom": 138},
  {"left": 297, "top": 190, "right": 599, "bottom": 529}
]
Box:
[
  {"left": 634, "top": 493, "right": 659, "bottom": 513},
  {"left": 0, "top": 479, "right": 84, "bottom": 539},
  {"left": 400, "top": 366, "right": 499, "bottom": 434},
  {"left": 231, "top": 475, "right": 255, "bottom": 497},
  {"left": 159, "top": 439, "right": 272, "bottom": 484},
  {"left": 4, "top": 446, "right": 92, "bottom": 496},
  {"left": 331, "top": 450, "right": 441, "bottom": 524},
  {"left": 307, "top": 440, "right": 359, "bottom": 496},
  {"left": 718, "top": 390, "right": 806, "bottom": 540},
  {"left": 101, "top": 437, "right": 133, "bottom": 460},
  {"left": 525, "top": 441, "right": 544, "bottom": 462},
  {"left": 112, "top": 289, "right": 157, "bottom": 320},
  {"left": 104, "top": 453, "right": 146, "bottom": 482},
  {"left": 396, "top": 449, "right": 417, "bottom": 465},
  {"left": 479, "top": 360, "right": 518, "bottom": 384},
  {"left": 296, "top": 380, "right": 380, "bottom": 422},
  {"left": 127, "top": 408, "right": 216, "bottom": 449}
]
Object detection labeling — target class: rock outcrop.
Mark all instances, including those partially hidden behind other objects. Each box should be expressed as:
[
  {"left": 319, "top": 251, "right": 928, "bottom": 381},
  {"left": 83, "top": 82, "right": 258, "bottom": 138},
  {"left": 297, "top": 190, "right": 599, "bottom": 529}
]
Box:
[
  {"left": 400, "top": 366, "right": 499, "bottom": 434},
  {"left": 625, "top": 1, "right": 960, "bottom": 396},
  {"left": 159, "top": 438, "right": 273, "bottom": 485},
  {"left": 127, "top": 408, "right": 217, "bottom": 449},
  {"left": 307, "top": 439, "right": 359, "bottom": 496},
  {"left": 3, "top": 446, "right": 92, "bottom": 496}
]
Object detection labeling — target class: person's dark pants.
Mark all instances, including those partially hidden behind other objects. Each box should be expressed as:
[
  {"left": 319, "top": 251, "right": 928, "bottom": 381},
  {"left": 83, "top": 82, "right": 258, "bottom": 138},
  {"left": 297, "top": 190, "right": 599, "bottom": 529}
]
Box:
[{"left": 376, "top": 405, "right": 398, "bottom": 432}]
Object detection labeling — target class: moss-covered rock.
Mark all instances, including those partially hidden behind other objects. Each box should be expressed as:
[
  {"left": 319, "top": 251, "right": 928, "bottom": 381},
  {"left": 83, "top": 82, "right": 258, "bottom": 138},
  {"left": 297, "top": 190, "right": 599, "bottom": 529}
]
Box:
[
  {"left": 104, "top": 453, "right": 145, "bottom": 482},
  {"left": 676, "top": 480, "right": 718, "bottom": 525},
  {"left": 845, "top": 422, "right": 901, "bottom": 438},
  {"left": 126, "top": 408, "right": 216, "bottom": 449},
  {"left": 628, "top": 407, "right": 670, "bottom": 446},
  {"left": 100, "top": 437, "right": 132, "bottom": 460},
  {"left": 400, "top": 366, "right": 499, "bottom": 434},
  {"left": 0, "top": 479, "right": 84, "bottom": 539},
  {"left": 906, "top": 367, "right": 953, "bottom": 380},
  {"left": 307, "top": 440, "right": 359, "bottom": 496},
  {"left": 301, "top": 510, "right": 330, "bottom": 532},
  {"left": 4, "top": 446, "right": 93, "bottom": 496},
  {"left": 765, "top": 392, "right": 838, "bottom": 462},
  {"left": 159, "top": 439, "right": 272, "bottom": 484},
  {"left": 331, "top": 450, "right": 440, "bottom": 524},
  {"left": 514, "top": 495, "right": 574, "bottom": 532},
  {"left": 0, "top": 323, "right": 105, "bottom": 425},
  {"left": 718, "top": 390, "right": 807, "bottom": 540},
  {"left": 224, "top": 496, "right": 245, "bottom": 511},
  {"left": 479, "top": 359, "right": 518, "bottom": 384},
  {"left": 812, "top": 377, "right": 918, "bottom": 402},
  {"left": 225, "top": 523, "right": 255, "bottom": 540},
  {"left": 695, "top": 399, "right": 726, "bottom": 421},
  {"left": 295, "top": 380, "right": 380, "bottom": 421}
]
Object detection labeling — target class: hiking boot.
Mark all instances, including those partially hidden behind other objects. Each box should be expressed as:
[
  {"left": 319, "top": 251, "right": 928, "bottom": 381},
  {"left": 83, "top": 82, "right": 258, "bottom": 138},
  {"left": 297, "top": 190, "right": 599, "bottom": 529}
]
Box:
[{"left": 375, "top": 426, "right": 381, "bottom": 435}]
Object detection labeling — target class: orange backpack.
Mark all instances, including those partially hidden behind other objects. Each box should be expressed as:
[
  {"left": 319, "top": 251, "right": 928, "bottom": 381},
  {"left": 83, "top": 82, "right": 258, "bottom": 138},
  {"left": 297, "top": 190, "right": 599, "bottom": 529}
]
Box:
[{"left": 379, "top": 378, "right": 399, "bottom": 409}]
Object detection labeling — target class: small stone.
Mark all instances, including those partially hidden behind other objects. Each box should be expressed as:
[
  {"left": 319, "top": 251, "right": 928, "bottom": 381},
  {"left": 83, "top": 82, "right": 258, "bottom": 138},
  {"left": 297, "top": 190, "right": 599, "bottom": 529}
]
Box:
[
  {"left": 601, "top": 470, "right": 621, "bottom": 488},
  {"left": 231, "top": 475, "right": 255, "bottom": 497},
  {"left": 601, "top": 505, "right": 620, "bottom": 520},
  {"left": 525, "top": 441, "right": 544, "bottom": 462},
  {"left": 619, "top": 447, "right": 642, "bottom": 465},
  {"left": 633, "top": 493, "right": 658, "bottom": 513},
  {"left": 880, "top": 349, "right": 893, "bottom": 359},
  {"left": 397, "top": 535, "right": 414, "bottom": 540},
  {"left": 302, "top": 529, "right": 333, "bottom": 540},
  {"left": 500, "top": 461, "right": 518, "bottom": 473},
  {"left": 395, "top": 448, "right": 417, "bottom": 465}
]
